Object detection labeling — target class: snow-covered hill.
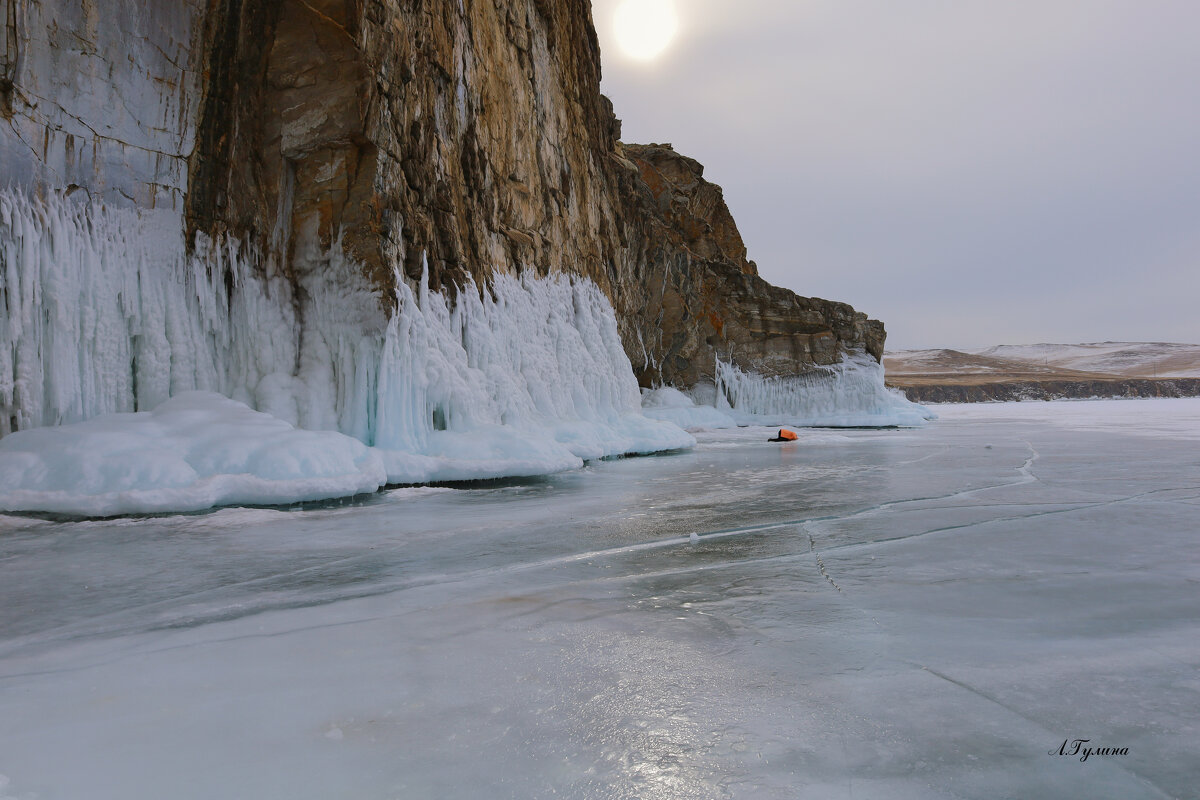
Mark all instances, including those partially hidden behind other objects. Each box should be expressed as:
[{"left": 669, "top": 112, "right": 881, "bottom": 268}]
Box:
[
  {"left": 972, "top": 342, "right": 1200, "bottom": 378},
  {"left": 883, "top": 349, "right": 1070, "bottom": 377},
  {"left": 886, "top": 342, "right": 1200, "bottom": 380}
]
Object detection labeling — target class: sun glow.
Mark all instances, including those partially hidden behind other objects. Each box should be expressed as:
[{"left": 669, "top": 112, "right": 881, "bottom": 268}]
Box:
[{"left": 613, "top": 0, "right": 679, "bottom": 62}]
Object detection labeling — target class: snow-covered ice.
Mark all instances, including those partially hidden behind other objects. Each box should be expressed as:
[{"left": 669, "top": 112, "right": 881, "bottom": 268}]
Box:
[
  {"left": 0, "top": 392, "right": 387, "bottom": 516},
  {"left": 1, "top": 397, "right": 1196, "bottom": 799},
  {"left": 935, "top": 396, "right": 1200, "bottom": 441}
]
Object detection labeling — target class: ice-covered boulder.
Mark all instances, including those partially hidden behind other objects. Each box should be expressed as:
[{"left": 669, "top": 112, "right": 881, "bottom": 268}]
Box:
[{"left": 641, "top": 386, "right": 737, "bottom": 431}]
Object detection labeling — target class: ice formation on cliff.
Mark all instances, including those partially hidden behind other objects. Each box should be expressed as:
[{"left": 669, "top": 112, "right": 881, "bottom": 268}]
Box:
[
  {"left": 0, "top": 190, "right": 692, "bottom": 513},
  {"left": 639, "top": 356, "right": 931, "bottom": 431},
  {"left": 713, "top": 354, "right": 934, "bottom": 427},
  {"left": 0, "top": 190, "right": 310, "bottom": 435},
  {"left": 373, "top": 267, "right": 695, "bottom": 483},
  {"left": 0, "top": 187, "right": 928, "bottom": 515}
]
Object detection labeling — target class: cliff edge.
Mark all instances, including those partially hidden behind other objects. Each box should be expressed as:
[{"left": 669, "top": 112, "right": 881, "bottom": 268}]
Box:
[{"left": 2, "top": 0, "right": 885, "bottom": 392}]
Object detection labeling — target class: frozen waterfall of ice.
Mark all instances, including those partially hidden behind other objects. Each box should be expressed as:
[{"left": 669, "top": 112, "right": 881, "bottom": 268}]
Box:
[
  {"left": 372, "top": 266, "right": 696, "bottom": 483},
  {"left": 0, "top": 189, "right": 323, "bottom": 436},
  {"left": 712, "top": 353, "right": 935, "bottom": 427},
  {"left": 0, "top": 189, "right": 692, "bottom": 514}
]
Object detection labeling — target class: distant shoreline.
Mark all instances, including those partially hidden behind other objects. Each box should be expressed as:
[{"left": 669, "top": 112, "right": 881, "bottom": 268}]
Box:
[
  {"left": 884, "top": 342, "right": 1200, "bottom": 403},
  {"left": 889, "top": 377, "right": 1200, "bottom": 404}
]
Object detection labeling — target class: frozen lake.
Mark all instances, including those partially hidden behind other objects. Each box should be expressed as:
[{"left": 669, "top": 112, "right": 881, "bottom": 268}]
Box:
[{"left": 1, "top": 398, "right": 1198, "bottom": 799}]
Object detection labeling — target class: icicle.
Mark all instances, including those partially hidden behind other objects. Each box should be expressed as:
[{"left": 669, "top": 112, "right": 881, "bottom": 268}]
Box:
[{"left": 371, "top": 263, "right": 690, "bottom": 482}]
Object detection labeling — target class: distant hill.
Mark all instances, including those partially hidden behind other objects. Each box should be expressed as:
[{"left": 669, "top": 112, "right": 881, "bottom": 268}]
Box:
[
  {"left": 884, "top": 342, "right": 1200, "bottom": 402},
  {"left": 973, "top": 342, "right": 1200, "bottom": 378}
]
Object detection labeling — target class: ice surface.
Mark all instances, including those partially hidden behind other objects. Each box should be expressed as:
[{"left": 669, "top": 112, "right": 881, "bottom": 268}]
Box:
[
  {"left": 714, "top": 352, "right": 936, "bottom": 427},
  {"left": 935, "top": 396, "right": 1200, "bottom": 441},
  {"left": 0, "top": 392, "right": 387, "bottom": 516},
  {"left": 1, "top": 398, "right": 1196, "bottom": 799}
]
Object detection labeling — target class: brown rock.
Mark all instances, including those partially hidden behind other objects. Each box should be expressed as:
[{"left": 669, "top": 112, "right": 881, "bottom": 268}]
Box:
[{"left": 184, "top": 0, "right": 887, "bottom": 388}]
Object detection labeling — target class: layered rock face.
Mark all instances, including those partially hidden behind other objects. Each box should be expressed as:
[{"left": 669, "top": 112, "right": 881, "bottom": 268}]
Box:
[
  {"left": 183, "top": 0, "right": 627, "bottom": 295},
  {"left": 2, "top": 0, "right": 885, "bottom": 392},
  {"left": 613, "top": 142, "right": 884, "bottom": 386}
]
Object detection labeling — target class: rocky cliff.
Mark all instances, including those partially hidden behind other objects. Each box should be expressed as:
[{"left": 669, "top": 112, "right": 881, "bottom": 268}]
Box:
[{"left": 2, "top": 0, "right": 885, "bottom": 393}]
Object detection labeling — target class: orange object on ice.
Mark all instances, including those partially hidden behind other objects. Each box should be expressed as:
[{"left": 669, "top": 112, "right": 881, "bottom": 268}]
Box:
[{"left": 769, "top": 428, "right": 798, "bottom": 442}]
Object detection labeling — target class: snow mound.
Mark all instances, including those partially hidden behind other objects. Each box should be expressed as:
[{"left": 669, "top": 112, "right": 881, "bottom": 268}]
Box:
[
  {"left": 715, "top": 353, "right": 935, "bottom": 427},
  {"left": 0, "top": 392, "right": 387, "bottom": 516},
  {"left": 640, "top": 386, "right": 696, "bottom": 409},
  {"left": 641, "top": 386, "right": 737, "bottom": 430}
]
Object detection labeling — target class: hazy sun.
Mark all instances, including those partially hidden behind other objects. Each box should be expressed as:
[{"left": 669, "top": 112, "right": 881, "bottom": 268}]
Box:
[{"left": 613, "top": 0, "right": 679, "bottom": 62}]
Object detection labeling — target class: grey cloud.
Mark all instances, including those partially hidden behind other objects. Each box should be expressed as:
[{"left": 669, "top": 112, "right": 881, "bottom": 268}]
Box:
[{"left": 591, "top": 0, "right": 1200, "bottom": 349}]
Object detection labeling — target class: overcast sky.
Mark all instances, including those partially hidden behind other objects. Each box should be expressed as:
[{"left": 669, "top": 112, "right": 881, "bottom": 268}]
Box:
[{"left": 590, "top": 0, "right": 1200, "bottom": 350}]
